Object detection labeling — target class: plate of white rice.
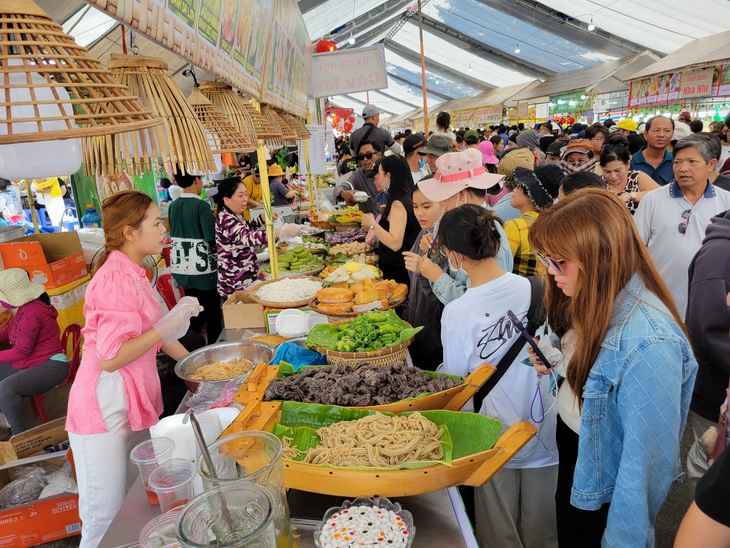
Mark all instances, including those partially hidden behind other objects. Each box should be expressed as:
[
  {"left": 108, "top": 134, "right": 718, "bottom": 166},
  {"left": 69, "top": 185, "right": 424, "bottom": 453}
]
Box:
[{"left": 250, "top": 276, "right": 324, "bottom": 308}]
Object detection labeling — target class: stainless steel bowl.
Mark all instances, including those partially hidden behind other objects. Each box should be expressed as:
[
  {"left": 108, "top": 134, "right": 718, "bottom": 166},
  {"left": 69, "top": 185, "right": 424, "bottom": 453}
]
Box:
[{"left": 174, "top": 340, "right": 276, "bottom": 392}]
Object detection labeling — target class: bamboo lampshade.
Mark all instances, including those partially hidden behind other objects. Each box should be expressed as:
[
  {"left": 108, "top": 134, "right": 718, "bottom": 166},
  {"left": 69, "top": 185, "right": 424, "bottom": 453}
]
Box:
[
  {"left": 238, "top": 98, "right": 284, "bottom": 148},
  {"left": 187, "top": 88, "right": 256, "bottom": 153},
  {"left": 262, "top": 105, "right": 297, "bottom": 147},
  {"left": 0, "top": 0, "right": 160, "bottom": 145},
  {"left": 280, "top": 112, "right": 311, "bottom": 140},
  {"left": 198, "top": 81, "right": 259, "bottom": 144},
  {"left": 85, "top": 54, "right": 216, "bottom": 176}
]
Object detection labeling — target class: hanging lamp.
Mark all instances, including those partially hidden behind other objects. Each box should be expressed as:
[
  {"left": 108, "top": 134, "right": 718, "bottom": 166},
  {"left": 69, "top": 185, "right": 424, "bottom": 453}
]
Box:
[
  {"left": 85, "top": 54, "right": 216, "bottom": 176},
  {"left": 238, "top": 98, "right": 283, "bottom": 148},
  {"left": 261, "top": 105, "right": 298, "bottom": 147},
  {"left": 0, "top": 0, "right": 160, "bottom": 179},
  {"left": 280, "top": 112, "right": 311, "bottom": 140},
  {"left": 187, "top": 87, "right": 256, "bottom": 154},
  {"left": 198, "top": 81, "right": 259, "bottom": 144}
]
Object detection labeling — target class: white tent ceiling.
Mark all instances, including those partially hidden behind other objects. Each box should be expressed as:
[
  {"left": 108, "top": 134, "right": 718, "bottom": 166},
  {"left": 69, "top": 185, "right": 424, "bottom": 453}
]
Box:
[{"left": 31, "top": 0, "right": 730, "bottom": 117}]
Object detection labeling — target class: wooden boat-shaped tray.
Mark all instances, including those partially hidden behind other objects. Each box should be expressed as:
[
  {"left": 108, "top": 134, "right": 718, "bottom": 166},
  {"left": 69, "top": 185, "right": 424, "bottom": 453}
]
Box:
[
  {"left": 234, "top": 362, "right": 496, "bottom": 414},
  {"left": 224, "top": 399, "right": 537, "bottom": 498}
]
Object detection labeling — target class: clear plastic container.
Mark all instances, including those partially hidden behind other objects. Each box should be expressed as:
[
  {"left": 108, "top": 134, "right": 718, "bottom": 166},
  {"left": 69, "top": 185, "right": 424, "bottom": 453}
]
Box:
[
  {"left": 196, "top": 431, "right": 292, "bottom": 547},
  {"left": 139, "top": 507, "right": 183, "bottom": 548},
  {"left": 148, "top": 458, "right": 196, "bottom": 513},
  {"left": 175, "top": 483, "right": 276, "bottom": 547},
  {"left": 130, "top": 437, "right": 176, "bottom": 505}
]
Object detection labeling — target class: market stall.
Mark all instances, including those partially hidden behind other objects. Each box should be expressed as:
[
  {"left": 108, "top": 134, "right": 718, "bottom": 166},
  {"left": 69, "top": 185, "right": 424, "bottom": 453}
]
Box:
[
  {"left": 514, "top": 51, "right": 660, "bottom": 125},
  {"left": 452, "top": 80, "right": 541, "bottom": 128},
  {"left": 626, "top": 30, "right": 730, "bottom": 125}
]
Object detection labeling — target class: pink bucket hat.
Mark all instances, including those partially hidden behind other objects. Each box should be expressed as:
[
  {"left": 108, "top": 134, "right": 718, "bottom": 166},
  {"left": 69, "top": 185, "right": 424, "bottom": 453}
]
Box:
[
  {"left": 477, "top": 140, "right": 499, "bottom": 165},
  {"left": 418, "top": 148, "right": 505, "bottom": 202}
]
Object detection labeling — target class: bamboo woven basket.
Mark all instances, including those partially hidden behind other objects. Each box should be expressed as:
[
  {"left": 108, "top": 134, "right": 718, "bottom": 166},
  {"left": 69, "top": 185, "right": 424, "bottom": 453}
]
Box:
[
  {"left": 187, "top": 88, "right": 256, "bottom": 153},
  {"left": 198, "top": 81, "right": 258, "bottom": 143},
  {"left": 262, "top": 106, "right": 298, "bottom": 146},
  {"left": 239, "top": 98, "right": 284, "bottom": 147},
  {"left": 235, "top": 362, "right": 496, "bottom": 414},
  {"left": 280, "top": 113, "right": 311, "bottom": 140},
  {"left": 87, "top": 55, "right": 216, "bottom": 176},
  {"left": 224, "top": 400, "right": 537, "bottom": 498},
  {"left": 248, "top": 276, "right": 324, "bottom": 308},
  {"left": 307, "top": 296, "right": 406, "bottom": 319},
  {"left": 311, "top": 328, "right": 415, "bottom": 366}
]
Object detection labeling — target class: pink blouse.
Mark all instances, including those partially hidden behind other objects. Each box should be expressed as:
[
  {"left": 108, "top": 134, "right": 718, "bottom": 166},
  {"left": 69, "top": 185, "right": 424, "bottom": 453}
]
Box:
[{"left": 66, "top": 250, "right": 163, "bottom": 434}]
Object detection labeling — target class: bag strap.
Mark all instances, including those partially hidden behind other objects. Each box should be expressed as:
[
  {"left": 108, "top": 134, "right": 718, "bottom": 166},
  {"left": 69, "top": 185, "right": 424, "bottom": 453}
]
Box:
[
  {"left": 360, "top": 124, "right": 376, "bottom": 146},
  {"left": 472, "top": 276, "right": 546, "bottom": 413}
]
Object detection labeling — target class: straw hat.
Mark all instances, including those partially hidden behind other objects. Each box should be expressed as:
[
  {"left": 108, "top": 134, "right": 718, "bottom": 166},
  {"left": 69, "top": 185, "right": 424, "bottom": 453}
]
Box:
[{"left": 0, "top": 268, "right": 46, "bottom": 307}]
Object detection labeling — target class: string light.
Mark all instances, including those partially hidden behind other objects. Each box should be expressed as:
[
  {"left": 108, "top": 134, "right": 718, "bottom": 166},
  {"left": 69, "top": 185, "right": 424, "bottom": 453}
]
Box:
[
  {"left": 588, "top": 17, "right": 596, "bottom": 31},
  {"left": 514, "top": 44, "right": 521, "bottom": 54},
  {"left": 348, "top": 37, "right": 356, "bottom": 45}
]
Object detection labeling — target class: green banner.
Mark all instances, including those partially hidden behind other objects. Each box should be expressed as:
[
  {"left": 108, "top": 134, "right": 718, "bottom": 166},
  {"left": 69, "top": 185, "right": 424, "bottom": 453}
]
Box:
[{"left": 549, "top": 91, "right": 592, "bottom": 115}]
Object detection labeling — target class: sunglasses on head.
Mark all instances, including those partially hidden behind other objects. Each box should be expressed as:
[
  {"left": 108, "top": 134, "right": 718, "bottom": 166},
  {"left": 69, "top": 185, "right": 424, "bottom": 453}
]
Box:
[
  {"left": 535, "top": 250, "right": 565, "bottom": 276},
  {"left": 357, "top": 152, "right": 377, "bottom": 161}
]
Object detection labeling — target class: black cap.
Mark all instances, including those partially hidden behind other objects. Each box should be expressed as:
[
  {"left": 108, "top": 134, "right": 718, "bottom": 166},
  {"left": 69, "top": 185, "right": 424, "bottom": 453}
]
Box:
[
  {"left": 545, "top": 141, "right": 567, "bottom": 156},
  {"left": 403, "top": 133, "right": 428, "bottom": 155}
]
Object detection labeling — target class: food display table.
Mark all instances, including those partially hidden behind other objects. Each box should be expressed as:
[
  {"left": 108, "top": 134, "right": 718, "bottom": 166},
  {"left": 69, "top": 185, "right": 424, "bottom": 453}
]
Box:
[{"left": 100, "top": 475, "right": 476, "bottom": 547}]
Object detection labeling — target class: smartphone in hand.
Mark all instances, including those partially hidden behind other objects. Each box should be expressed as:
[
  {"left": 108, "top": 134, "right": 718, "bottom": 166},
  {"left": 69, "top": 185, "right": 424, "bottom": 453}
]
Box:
[{"left": 507, "top": 309, "right": 552, "bottom": 368}]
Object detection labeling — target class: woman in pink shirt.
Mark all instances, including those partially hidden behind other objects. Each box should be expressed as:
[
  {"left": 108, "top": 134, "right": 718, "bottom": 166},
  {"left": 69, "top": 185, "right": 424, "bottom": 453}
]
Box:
[{"left": 67, "top": 191, "right": 202, "bottom": 547}]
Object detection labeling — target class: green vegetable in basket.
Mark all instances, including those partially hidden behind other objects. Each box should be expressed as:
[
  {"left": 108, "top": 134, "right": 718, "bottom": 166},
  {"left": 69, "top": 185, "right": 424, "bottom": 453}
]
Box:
[{"left": 306, "top": 309, "right": 422, "bottom": 353}]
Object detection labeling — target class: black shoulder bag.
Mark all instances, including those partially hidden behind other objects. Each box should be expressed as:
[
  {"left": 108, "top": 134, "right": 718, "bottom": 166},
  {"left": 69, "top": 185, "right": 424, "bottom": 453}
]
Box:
[{"left": 472, "top": 276, "right": 546, "bottom": 413}]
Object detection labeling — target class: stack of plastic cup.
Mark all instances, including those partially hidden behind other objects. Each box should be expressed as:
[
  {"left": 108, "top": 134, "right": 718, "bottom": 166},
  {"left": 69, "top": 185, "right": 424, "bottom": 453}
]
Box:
[
  {"left": 130, "top": 437, "right": 176, "bottom": 505},
  {"left": 148, "top": 458, "right": 197, "bottom": 513}
]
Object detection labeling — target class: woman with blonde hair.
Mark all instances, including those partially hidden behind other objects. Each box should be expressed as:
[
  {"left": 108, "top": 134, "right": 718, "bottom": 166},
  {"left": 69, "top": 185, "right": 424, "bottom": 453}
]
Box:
[
  {"left": 528, "top": 189, "right": 697, "bottom": 547},
  {"left": 67, "top": 190, "right": 202, "bottom": 547}
]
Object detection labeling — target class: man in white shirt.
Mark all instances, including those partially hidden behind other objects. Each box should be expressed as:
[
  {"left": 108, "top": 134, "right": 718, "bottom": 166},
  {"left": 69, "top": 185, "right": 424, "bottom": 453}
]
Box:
[{"left": 635, "top": 133, "right": 730, "bottom": 318}]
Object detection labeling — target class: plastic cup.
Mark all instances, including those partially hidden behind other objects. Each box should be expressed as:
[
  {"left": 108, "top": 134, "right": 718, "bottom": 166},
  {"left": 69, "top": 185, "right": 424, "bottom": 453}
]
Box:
[
  {"left": 196, "top": 431, "right": 292, "bottom": 547},
  {"left": 139, "top": 507, "right": 183, "bottom": 548},
  {"left": 130, "top": 437, "right": 176, "bottom": 505},
  {"left": 175, "top": 483, "right": 276, "bottom": 548},
  {"left": 148, "top": 458, "right": 197, "bottom": 513}
]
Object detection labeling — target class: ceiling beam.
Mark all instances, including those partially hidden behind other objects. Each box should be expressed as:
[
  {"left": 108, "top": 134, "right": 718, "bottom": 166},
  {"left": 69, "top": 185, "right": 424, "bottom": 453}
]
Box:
[
  {"left": 412, "top": 16, "right": 555, "bottom": 79},
  {"left": 332, "top": 0, "right": 414, "bottom": 46},
  {"left": 385, "top": 42, "right": 495, "bottom": 91},
  {"left": 483, "top": 0, "right": 660, "bottom": 57},
  {"left": 297, "top": 0, "right": 330, "bottom": 15},
  {"left": 372, "top": 89, "right": 422, "bottom": 109},
  {"left": 335, "top": 8, "right": 408, "bottom": 48},
  {"left": 386, "top": 71, "right": 455, "bottom": 101}
]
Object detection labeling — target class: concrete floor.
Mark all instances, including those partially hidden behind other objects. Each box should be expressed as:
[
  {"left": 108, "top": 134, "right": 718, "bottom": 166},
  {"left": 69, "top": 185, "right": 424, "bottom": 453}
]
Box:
[{"left": 22, "top": 383, "right": 692, "bottom": 548}]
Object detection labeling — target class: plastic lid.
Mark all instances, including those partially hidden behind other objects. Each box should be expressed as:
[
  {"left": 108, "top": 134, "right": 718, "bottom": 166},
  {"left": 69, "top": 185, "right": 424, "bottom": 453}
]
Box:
[
  {"left": 148, "top": 458, "right": 196, "bottom": 494},
  {"left": 86, "top": 204, "right": 94, "bottom": 210},
  {"left": 130, "top": 437, "right": 176, "bottom": 466}
]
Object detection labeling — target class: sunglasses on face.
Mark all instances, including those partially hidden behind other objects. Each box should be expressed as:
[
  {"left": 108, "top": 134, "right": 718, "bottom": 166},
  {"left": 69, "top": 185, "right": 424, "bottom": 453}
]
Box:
[
  {"left": 357, "top": 152, "right": 377, "bottom": 161},
  {"left": 678, "top": 208, "right": 691, "bottom": 235},
  {"left": 536, "top": 250, "right": 565, "bottom": 276}
]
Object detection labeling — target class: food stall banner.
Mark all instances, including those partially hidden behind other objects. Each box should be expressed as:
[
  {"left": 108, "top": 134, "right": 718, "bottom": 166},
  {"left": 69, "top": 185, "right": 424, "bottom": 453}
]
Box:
[
  {"left": 310, "top": 45, "right": 388, "bottom": 99},
  {"left": 628, "top": 63, "right": 727, "bottom": 108},
  {"left": 412, "top": 118, "right": 425, "bottom": 133},
  {"left": 71, "top": 167, "right": 159, "bottom": 213},
  {"left": 473, "top": 106, "right": 503, "bottom": 125},
  {"left": 85, "top": 0, "right": 312, "bottom": 117},
  {"left": 452, "top": 109, "right": 475, "bottom": 127},
  {"left": 517, "top": 102, "right": 528, "bottom": 118},
  {"left": 594, "top": 91, "right": 629, "bottom": 115},
  {"left": 549, "top": 92, "right": 592, "bottom": 115},
  {"left": 260, "top": 0, "right": 314, "bottom": 114}
]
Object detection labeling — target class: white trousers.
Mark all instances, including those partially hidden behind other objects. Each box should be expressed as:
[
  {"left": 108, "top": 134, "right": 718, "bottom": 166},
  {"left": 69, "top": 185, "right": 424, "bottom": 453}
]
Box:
[
  {"left": 68, "top": 371, "right": 148, "bottom": 548},
  {"left": 475, "top": 465, "right": 559, "bottom": 548},
  {"left": 686, "top": 410, "right": 715, "bottom": 494}
]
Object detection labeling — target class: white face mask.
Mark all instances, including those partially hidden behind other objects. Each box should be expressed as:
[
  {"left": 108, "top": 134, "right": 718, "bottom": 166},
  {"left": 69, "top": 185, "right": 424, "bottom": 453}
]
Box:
[{"left": 447, "top": 251, "right": 465, "bottom": 274}]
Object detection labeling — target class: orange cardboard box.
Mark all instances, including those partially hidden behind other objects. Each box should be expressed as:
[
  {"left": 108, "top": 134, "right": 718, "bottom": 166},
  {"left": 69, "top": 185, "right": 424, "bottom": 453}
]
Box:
[
  {"left": 0, "top": 419, "right": 79, "bottom": 547},
  {"left": 0, "top": 233, "right": 87, "bottom": 290}
]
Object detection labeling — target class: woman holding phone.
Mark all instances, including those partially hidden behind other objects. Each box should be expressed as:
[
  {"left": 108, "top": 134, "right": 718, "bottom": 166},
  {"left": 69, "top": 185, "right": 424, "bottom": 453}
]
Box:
[{"left": 528, "top": 189, "right": 697, "bottom": 547}]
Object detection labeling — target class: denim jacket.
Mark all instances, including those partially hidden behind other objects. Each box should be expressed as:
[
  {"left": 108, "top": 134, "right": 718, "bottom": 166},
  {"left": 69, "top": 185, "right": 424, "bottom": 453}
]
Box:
[{"left": 572, "top": 274, "right": 697, "bottom": 548}]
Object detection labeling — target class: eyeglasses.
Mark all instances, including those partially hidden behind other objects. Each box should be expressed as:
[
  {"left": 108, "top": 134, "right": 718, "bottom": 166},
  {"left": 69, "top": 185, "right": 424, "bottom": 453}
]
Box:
[
  {"left": 536, "top": 250, "right": 565, "bottom": 276},
  {"left": 678, "top": 208, "right": 691, "bottom": 235},
  {"left": 357, "top": 152, "right": 377, "bottom": 161}
]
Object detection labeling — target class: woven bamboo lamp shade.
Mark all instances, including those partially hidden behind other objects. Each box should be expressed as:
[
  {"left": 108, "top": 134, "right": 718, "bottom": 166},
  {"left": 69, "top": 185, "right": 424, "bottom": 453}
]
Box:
[
  {"left": 0, "top": 0, "right": 160, "bottom": 178},
  {"left": 187, "top": 88, "right": 256, "bottom": 153},
  {"left": 85, "top": 55, "right": 216, "bottom": 176},
  {"left": 280, "top": 112, "right": 311, "bottom": 140},
  {"left": 238, "top": 98, "right": 284, "bottom": 148},
  {"left": 198, "top": 81, "right": 258, "bottom": 145},
  {"left": 261, "top": 105, "right": 297, "bottom": 147}
]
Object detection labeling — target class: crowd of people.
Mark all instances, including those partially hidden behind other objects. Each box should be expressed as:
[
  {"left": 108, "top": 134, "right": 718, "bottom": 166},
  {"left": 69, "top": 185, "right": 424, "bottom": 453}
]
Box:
[{"left": 329, "top": 105, "right": 730, "bottom": 547}]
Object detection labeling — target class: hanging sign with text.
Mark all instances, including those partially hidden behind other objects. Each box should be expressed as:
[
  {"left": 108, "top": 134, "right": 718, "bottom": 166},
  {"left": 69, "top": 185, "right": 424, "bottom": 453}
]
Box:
[{"left": 310, "top": 45, "right": 388, "bottom": 98}]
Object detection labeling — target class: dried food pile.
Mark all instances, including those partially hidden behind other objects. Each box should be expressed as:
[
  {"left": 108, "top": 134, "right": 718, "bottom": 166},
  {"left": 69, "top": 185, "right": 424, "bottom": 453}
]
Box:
[{"left": 264, "top": 361, "right": 462, "bottom": 406}]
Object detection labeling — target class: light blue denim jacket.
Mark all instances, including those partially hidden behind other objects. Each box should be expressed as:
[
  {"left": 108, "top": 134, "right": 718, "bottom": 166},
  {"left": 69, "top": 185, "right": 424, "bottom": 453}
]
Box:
[{"left": 572, "top": 274, "right": 697, "bottom": 548}]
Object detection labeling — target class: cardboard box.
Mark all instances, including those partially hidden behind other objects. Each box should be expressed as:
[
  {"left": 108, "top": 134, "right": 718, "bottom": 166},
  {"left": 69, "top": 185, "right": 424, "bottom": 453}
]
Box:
[
  {"left": 223, "top": 291, "right": 265, "bottom": 329},
  {"left": 0, "top": 233, "right": 87, "bottom": 290},
  {"left": 0, "top": 418, "right": 69, "bottom": 466},
  {"left": 264, "top": 306, "right": 312, "bottom": 334},
  {"left": 0, "top": 453, "right": 80, "bottom": 547},
  {"left": 0, "top": 420, "right": 78, "bottom": 547}
]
